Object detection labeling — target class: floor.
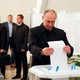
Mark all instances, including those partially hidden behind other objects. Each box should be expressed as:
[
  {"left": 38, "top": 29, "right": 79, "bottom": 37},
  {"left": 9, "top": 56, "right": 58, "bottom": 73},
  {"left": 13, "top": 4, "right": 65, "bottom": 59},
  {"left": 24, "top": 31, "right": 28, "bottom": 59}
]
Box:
[
  {"left": 5, "top": 65, "right": 22, "bottom": 80},
  {"left": 4, "top": 49, "right": 23, "bottom": 80}
]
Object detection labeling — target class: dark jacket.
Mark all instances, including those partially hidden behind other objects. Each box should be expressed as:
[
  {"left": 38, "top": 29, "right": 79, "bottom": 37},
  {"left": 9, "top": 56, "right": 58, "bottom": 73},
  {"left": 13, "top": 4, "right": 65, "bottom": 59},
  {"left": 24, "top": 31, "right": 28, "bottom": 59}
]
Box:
[
  {"left": 11, "top": 23, "right": 29, "bottom": 51},
  {"left": 28, "top": 23, "right": 74, "bottom": 66},
  {"left": 0, "top": 23, "right": 7, "bottom": 51}
]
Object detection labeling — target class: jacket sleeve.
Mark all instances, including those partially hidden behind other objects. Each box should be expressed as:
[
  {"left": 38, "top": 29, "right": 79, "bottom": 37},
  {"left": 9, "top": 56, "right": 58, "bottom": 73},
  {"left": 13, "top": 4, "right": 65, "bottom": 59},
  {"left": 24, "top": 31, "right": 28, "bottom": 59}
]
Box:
[
  {"left": 63, "top": 31, "right": 74, "bottom": 58},
  {"left": 1, "top": 26, "right": 7, "bottom": 50},
  {"left": 28, "top": 28, "right": 42, "bottom": 58}
]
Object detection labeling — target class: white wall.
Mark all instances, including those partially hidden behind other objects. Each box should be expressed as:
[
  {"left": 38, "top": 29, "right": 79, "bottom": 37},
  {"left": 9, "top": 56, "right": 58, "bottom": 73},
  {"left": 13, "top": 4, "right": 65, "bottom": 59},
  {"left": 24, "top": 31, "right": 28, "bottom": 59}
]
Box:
[
  {"left": 46, "top": 0, "right": 80, "bottom": 12},
  {"left": 1, "top": 0, "right": 80, "bottom": 26},
  {"left": 57, "top": 12, "right": 80, "bottom": 54},
  {"left": 0, "top": 0, "right": 37, "bottom": 26}
]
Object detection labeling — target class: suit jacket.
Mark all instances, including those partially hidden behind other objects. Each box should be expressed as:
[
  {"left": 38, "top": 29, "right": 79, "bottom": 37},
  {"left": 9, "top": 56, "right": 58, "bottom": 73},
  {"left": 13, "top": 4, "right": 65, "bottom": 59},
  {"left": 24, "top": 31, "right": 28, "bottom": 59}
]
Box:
[
  {"left": 11, "top": 23, "right": 29, "bottom": 51},
  {"left": 28, "top": 23, "right": 74, "bottom": 66},
  {"left": 0, "top": 23, "right": 7, "bottom": 51},
  {"left": 2, "top": 22, "right": 16, "bottom": 50}
]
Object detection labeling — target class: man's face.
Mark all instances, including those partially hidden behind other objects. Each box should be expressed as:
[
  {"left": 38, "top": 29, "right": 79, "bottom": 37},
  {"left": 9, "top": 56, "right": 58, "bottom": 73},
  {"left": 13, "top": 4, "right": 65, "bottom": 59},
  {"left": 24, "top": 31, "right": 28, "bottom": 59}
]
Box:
[
  {"left": 42, "top": 12, "right": 57, "bottom": 31},
  {"left": 8, "top": 16, "right": 13, "bottom": 23},
  {"left": 17, "top": 16, "right": 23, "bottom": 24}
]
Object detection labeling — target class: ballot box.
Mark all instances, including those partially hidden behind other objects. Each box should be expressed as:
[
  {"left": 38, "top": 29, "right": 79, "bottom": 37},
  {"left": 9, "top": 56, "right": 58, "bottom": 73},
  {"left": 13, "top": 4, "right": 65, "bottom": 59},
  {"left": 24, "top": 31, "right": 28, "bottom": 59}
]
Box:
[{"left": 29, "top": 64, "right": 80, "bottom": 80}]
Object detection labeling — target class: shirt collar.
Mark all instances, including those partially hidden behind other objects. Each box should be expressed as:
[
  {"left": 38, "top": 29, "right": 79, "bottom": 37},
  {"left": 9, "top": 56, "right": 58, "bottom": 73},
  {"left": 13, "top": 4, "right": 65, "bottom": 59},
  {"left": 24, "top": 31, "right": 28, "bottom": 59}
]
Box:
[
  {"left": 8, "top": 22, "right": 12, "bottom": 24},
  {"left": 40, "top": 23, "right": 55, "bottom": 33},
  {"left": 17, "top": 22, "right": 23, "bottom": 26}
]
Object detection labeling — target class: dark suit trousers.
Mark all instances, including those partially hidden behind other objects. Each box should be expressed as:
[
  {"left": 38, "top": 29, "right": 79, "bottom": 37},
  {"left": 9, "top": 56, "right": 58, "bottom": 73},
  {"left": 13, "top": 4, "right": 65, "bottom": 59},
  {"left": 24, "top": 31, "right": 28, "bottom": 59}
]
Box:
[
  {"left": 0, "top": 52, "right": 6, "bottom": 77},
  {"left": 0, "top": 66, "right": 5, "bottom": 77},
  {"left": 14, "top": 51, "right": 28, "bottom": 78}
]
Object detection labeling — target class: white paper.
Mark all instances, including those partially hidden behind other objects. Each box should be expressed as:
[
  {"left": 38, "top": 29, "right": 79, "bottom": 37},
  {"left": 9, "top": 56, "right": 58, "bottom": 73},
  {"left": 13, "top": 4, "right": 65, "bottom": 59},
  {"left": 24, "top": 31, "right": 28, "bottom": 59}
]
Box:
[{"left": 48, "top": 41, "right": 68, "bottom": 71}]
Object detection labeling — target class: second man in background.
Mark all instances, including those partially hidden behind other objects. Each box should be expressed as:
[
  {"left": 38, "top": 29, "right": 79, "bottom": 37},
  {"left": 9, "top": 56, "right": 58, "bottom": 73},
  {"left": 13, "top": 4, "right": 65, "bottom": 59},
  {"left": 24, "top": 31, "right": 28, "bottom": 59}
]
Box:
[{"left": 11, "top": 14, "right": 29, "bottom": 80}]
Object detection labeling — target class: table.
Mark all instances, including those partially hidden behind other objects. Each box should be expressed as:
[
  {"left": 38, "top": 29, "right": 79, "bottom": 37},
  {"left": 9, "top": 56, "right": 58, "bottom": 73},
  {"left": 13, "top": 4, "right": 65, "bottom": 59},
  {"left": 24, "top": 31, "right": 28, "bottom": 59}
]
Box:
[{"left": 29, "top": 64, "right": 80, "bottom": 80}]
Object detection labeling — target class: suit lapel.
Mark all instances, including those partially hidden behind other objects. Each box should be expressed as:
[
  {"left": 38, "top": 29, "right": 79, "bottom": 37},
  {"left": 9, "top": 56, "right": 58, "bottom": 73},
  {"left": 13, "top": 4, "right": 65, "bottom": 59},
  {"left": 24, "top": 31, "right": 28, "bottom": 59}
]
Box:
[
  {"left": 5, "top": 23, "right": 9, "bottom": 36},
  {"left": 6, "top": 22, "right": 9, "bottom": 31}
]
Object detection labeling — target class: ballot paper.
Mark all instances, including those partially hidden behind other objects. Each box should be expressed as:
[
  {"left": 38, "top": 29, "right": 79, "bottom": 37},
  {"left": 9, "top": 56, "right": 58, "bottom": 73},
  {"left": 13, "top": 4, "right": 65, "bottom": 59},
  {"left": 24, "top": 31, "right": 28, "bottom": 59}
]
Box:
[{"left": 48, "top": 41, "right": 68, "bottom": 71}]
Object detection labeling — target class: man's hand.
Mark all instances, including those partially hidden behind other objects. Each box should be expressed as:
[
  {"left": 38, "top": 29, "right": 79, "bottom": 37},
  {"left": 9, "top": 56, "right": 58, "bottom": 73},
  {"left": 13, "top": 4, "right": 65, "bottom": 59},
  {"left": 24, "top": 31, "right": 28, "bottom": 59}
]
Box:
[
  {"left": 63, "top": 45, "right": 71, "bottom": 54},
  {"left": 21, "top": 49, "right": 25, "bottom": 52},
  {"left": 0, "top": 49, "right": 6, "bottom": 53},
  {"left": 41, "top": 47, "right": 54, "bottom": 56}
]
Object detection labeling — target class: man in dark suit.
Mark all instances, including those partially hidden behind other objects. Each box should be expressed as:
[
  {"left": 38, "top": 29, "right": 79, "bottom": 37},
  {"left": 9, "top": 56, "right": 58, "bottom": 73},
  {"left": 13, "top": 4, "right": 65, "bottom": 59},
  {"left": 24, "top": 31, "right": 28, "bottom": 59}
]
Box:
[
  {"left": 12, "top": 14, "right": 29, "bottom": 80},
  {"left": 0, "top": 23, "right": 7, "bottom": 78},
  {"left": 3, "top": 15, "right": 16, "bottom": 67},
  {"left": 28, "top": 9, "right": 74, "bottom": 66}
]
